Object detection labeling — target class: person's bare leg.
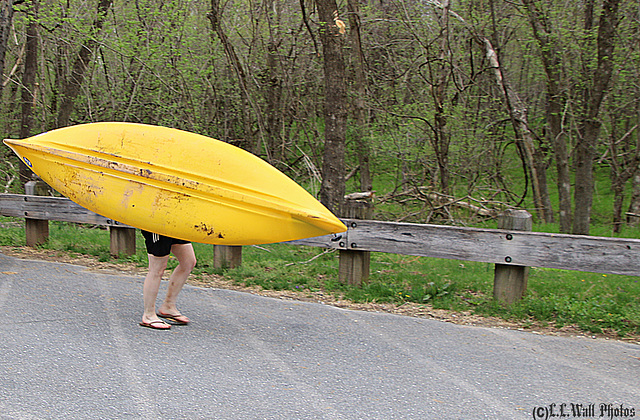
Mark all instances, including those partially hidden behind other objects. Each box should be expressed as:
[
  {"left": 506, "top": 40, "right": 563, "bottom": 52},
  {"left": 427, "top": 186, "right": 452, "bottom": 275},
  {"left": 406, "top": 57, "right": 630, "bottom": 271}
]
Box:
[
  {"left": 141, "top": 254, "right": 170, "bottom": 327},
  {"left": 158, "top": 243, "right": 196, "bottom": 322}
]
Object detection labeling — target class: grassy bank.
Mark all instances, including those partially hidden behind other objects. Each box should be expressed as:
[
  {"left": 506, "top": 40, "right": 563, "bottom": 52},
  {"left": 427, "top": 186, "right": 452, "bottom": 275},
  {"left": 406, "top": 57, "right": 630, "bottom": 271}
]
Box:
[{"left": 1, "top": 218, "right": 639, "bottom": 339}]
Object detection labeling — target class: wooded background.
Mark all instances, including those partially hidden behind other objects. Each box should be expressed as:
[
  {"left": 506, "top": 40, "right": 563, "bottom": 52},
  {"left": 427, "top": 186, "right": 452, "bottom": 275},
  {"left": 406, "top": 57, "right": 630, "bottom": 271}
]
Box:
[{"left": 0, "top": 0, "right": 638, "bottom": 236}]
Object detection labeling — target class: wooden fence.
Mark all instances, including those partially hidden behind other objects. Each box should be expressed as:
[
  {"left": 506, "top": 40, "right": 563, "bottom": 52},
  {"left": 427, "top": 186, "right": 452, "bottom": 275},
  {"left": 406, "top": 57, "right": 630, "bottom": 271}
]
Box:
[{"left": 2, "top": 193, "right": 640, "bottom": 304}]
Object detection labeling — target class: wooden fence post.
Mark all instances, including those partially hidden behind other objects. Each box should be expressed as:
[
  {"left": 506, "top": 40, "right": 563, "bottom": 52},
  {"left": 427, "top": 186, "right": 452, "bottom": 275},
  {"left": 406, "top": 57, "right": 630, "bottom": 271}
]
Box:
[
  {"left": 109, "top": 226, "right": 136, "bottom": 257},
  {"left": 213, "top": 245, "right": 242, "bottom": 269},
  {"left": 24, "top": 179, "right": 50, "bottom": 247},
  {"left": 339, "top": 197, "right": 373, "bottom": 286},
  {"left": 493, "top": 209, "right": 532, "bottom": 304}
]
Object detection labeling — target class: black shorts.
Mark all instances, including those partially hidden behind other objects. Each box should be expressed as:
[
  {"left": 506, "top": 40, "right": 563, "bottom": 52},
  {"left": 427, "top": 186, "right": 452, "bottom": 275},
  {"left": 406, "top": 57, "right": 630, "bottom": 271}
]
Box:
[{"left": 141, "top": 230, "right": 190, "bottom": 257}]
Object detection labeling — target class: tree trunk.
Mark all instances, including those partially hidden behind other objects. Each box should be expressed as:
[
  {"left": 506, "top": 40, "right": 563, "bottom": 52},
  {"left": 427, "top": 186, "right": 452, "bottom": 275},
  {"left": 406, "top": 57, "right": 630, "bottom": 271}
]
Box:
[
  {"left": 18, "top": 2, "right": 38, "bottom": 188},
  {"left": 441, "top": 0, "right": 552, "bottom": 222},
  {"left": 572, "top": 0, "right": 620, "bottom": 235},
  {"left": 0, "top": 0, "right": 14, "bottom": 98},
  {"left": 262, "top": 0, "right": 284, "bottom": 164},
  {"left": 608, "top": 121, "right": 639, "bottom": 233},
  {"left": 553, "top": 123, "right": 572, "bottom": 232},
  {"left": 347, "top": 0, "right": 371, "bottom": 192},
  {"left": 265, "top": 39, "right": 282, "bottom": 163},
  {"left": 627, "top": 170, "right": 640, "bottom": 227},
  {"left": 533, "top": 147, "right": 555, "bottom": 223},
  {"left": 611, "top": 181, "right": 625, "bottom": 234},
  {"left": 208, "top": 0, "right": 267, "bottom": 154},
  {"left": 20, "top": 17, "right": 37, "bottom": 139},
  {"left": 316, "top": 0, "right": 347, "bottom": 216},
  {"left": 483, "top": 37, "right": 549, "bottom": 222},
  {"left": 626, "top": 102, "right": 640, "bottom": 228},
  {"left": 56, "top": 0, "right": 112, "bottom": 128},
  {"left": 431, "top": 0, "right": 451, "bottom": 195},
  {"left": 523, "top": 0, "right": 572, "bottom": 231}
]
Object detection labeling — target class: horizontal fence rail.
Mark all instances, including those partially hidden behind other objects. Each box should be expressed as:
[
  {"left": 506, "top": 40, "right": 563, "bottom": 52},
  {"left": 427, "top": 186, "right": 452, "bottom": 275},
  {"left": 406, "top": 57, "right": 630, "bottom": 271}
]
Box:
[
  {"left": 291, "top": 220, "right": 640, "bottom": 277},
  {"left": 3, "top": 193, "right": 640, "bottom": 279},
  {"left": 0, "top": 194, "right": 131, "bottom": 227}
]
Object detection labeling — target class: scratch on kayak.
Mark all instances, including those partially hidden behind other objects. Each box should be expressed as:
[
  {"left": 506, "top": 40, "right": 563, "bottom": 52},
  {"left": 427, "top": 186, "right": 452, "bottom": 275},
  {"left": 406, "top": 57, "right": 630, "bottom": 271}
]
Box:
[
  {"left": 138, "top": 168, "right": 152, "bottom": 177},
  {"left": 194, "top": 222, "right": 223, "bottom": 238}
]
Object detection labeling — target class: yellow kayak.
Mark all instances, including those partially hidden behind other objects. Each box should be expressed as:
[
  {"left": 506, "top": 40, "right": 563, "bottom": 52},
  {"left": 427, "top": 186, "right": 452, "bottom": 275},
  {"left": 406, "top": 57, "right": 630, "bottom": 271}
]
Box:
[{"left": 4, "top": 122, "right": 346, "bottom": 245}]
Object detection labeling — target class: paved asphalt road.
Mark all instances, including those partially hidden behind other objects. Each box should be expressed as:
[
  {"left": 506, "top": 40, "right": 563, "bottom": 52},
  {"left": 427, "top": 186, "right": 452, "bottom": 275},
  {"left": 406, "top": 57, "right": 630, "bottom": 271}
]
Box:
[{"left": 0, "top": 252, "right": 638, "bottom": 420}]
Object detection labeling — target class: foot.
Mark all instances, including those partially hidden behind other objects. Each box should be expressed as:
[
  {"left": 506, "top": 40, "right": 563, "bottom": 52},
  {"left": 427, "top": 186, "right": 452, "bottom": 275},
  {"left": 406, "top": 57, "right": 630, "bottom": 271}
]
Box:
[
  {"left": 139, "top": 319, "right": 171, "bottom": 330},
  {"left": 157, "top": 311, "right": 190, "bottom": 325}
]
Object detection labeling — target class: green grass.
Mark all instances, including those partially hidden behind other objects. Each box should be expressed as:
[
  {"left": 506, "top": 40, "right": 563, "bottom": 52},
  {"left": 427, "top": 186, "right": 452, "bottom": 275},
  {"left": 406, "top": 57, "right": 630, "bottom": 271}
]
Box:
[
  {"left": 1, "top": 217, "right": 639, "bottom": 338},
  {"left": 476, "top": 268, "right": 640, "bottom": 336}
]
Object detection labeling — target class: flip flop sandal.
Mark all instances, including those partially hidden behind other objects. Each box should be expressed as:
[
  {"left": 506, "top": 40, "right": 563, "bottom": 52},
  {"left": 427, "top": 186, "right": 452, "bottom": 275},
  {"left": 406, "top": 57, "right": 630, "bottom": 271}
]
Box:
[
  {"left": 157, "top": 312, "right": 190, "bottom": 325},
  {"left": 139, "top": 320, "right": 171, "bottom": 330}
]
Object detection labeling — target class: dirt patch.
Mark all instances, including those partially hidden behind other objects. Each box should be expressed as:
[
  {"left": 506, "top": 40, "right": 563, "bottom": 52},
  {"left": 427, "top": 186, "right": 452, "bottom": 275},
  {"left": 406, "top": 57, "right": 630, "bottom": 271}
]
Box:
[
  {"left": 3, "top": 245, "right": 638, "bottom": 345},
  {"left": 1, "top": 246, "right": 146, "bottom": 276}
]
